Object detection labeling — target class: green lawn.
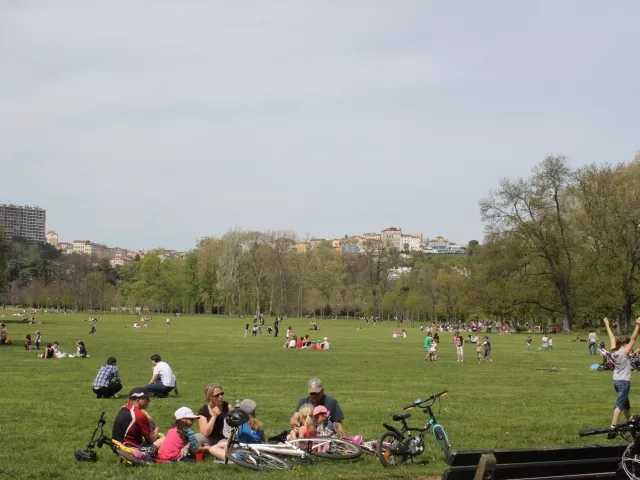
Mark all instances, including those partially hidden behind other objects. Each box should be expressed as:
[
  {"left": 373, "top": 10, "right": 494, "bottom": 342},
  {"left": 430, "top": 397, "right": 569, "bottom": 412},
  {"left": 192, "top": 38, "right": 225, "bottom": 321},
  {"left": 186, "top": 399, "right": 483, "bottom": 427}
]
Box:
[{"left": 0, "top": 312, "right": 624, "bottom": 479}]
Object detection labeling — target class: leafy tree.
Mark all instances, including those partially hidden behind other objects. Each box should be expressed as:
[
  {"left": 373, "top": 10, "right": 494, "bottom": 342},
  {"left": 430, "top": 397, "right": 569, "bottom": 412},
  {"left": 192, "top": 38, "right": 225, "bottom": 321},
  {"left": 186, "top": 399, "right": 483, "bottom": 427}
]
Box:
[
  {"left": 574, "top": 160, "right": 640, "bottom": 332},
  {"left": 480, "top": 156, "right": 578, "bottom": 331}
]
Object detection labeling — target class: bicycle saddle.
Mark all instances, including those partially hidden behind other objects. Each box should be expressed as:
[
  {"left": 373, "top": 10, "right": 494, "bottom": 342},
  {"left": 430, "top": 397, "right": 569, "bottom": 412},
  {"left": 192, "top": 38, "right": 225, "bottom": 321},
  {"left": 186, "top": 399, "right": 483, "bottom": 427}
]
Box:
[{"left": 392, "top": 413, "right": 411, "bottom": 421}]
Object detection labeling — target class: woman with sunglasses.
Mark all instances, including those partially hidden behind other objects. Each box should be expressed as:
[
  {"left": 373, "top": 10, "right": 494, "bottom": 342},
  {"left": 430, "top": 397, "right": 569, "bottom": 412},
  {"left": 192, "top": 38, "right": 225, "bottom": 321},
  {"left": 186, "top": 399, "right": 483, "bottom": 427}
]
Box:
[{"left": 196, "top": 383, "right": 231, "bottom": 446}]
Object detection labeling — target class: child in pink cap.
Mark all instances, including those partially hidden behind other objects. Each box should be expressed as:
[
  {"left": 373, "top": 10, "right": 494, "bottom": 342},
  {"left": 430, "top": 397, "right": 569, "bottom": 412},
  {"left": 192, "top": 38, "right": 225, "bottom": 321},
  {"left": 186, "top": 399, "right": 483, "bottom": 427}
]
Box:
[{"left": 313, "top": 405, "right": 336, "bottom": 437}]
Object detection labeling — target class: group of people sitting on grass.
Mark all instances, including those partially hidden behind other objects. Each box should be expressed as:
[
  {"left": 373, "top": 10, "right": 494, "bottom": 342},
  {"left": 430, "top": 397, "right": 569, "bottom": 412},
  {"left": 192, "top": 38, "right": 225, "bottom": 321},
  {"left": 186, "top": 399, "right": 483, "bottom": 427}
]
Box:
[
  {"left": 107, "top": 376, "right": 359, "bottom": 463},
  {"left": 26, "top": 335, "right": 88, "bottom": 358},
  {"left": 284, "top": 334, "right": 330, "bottom": 349}
]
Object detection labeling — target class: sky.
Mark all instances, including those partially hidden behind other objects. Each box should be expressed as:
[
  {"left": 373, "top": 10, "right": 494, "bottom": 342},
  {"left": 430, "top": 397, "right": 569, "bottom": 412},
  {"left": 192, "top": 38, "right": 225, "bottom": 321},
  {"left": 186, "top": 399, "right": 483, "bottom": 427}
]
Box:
[{"left": 1, "top": 1, "right": 639, "bottom": 251}]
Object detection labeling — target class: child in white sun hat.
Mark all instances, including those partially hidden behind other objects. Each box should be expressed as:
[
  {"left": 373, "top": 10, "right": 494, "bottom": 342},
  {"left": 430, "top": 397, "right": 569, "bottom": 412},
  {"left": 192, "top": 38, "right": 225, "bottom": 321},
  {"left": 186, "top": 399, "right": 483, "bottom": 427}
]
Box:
[{"left": 157, "top": 407, "right": 226, "bottom": 462}]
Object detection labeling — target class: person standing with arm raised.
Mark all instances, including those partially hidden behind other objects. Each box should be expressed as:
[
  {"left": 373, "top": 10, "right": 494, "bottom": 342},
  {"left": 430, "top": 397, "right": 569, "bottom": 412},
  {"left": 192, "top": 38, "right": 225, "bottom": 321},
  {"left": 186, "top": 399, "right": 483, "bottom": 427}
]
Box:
[{"left": 604, "top": 316, "right": 640, "bottom": 431}]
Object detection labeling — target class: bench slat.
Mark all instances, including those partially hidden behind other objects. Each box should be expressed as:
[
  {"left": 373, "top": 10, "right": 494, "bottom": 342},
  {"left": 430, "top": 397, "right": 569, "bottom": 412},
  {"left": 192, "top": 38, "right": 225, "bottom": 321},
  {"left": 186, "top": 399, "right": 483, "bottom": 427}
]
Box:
[{"left": 446, "top": 444, "right": 626, "bottom": 466}]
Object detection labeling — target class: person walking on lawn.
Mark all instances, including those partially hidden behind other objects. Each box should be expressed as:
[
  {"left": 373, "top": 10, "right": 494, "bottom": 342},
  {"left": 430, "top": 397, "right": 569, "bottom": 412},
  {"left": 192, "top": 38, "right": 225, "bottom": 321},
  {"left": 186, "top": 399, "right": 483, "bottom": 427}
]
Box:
[{"left": 423, "top": 332, "right": 433, "bottom": 361}]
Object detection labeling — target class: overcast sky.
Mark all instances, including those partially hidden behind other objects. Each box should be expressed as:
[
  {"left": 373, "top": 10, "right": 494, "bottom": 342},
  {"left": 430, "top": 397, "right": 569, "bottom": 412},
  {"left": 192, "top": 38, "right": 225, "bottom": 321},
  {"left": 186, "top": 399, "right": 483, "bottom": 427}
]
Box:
[{"left": 1, "top": 1, "right": 638, "bottom": 251}]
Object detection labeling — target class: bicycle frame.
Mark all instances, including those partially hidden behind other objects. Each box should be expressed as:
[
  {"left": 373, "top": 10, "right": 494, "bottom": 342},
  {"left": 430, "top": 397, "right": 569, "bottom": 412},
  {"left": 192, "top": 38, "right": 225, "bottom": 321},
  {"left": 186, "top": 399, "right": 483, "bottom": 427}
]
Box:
[
  {"left": 226, "top": 428, "right": 310, "bottom": 461},
  {"left": 226, "top": 429, "right": 354, "bottom": 461},
  {"left": 405, "top": 394, "right": 451, "bottom": 453}
]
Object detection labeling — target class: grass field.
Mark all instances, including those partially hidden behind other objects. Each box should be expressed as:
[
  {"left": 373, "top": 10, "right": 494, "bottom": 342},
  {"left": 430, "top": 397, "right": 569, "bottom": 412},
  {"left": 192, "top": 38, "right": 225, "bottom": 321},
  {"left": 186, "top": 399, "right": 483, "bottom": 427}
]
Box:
[{"left": 0, "top": 312, "right": 626, "bottom": 479}]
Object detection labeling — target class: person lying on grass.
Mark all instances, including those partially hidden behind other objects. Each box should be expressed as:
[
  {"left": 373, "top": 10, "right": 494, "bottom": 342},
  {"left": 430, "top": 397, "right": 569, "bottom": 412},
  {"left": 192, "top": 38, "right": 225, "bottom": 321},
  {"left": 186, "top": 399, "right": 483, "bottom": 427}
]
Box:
[{"left": 156, "top": 407, "right": 225, "bottom": 462}]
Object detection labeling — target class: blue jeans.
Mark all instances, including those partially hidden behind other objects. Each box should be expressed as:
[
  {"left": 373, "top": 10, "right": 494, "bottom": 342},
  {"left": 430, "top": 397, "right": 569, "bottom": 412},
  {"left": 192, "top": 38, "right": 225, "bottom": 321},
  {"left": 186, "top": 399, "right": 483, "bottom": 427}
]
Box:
[
  {"left": 589, "top": 342, "right": 597, "bottom": 355},
  {"left": 614, "top": 380, "right": 631, "bottom": 411},
  {"left": 145, "top": 378, "right": 174, "bottom": 396}
]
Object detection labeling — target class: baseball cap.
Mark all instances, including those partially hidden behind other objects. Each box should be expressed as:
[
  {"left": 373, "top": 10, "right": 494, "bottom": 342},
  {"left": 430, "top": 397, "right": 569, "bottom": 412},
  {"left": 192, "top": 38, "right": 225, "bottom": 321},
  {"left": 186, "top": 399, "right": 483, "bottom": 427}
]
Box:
[
  {"left": 308, "top": 377, "right": 323, "bottom": 393},
  {"left": 313, "top": 405, "right": 328, "bottom": 416},
  {"left": 129, "top": 387, "right": 150, "bottom": 400},
  {"left": 174, "top": 406, "right": 200, "bottom": 420},
  {"left": 323, "top": 337, "right": 328, "bottom": 341},
  {"left": 234, "top": 399, "right": 257, "bottom": 415}
]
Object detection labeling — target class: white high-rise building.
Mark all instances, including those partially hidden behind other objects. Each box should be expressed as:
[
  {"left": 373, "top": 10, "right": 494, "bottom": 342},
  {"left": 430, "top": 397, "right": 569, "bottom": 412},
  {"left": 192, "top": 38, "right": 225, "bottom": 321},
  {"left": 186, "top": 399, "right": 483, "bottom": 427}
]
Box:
[{"left": 0, "top": 204, "right": 46, "bottom": 243}]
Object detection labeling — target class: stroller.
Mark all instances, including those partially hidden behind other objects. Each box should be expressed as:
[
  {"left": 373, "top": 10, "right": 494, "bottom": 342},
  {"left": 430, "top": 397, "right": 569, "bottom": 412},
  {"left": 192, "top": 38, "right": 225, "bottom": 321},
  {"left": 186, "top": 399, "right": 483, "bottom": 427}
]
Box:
[
  {"left": 598, "top": 350, "right": 614, "bottom": 371},
  {"left": 631, "top": 352, "right": 640, "bottom": 371}
]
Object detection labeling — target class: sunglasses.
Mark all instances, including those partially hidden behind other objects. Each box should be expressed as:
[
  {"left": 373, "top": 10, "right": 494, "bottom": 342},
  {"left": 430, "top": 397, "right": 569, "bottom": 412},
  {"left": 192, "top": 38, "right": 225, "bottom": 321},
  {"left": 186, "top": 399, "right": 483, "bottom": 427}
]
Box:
[{"left": 213, "top": 392, "right": 225, "bottom": 397}]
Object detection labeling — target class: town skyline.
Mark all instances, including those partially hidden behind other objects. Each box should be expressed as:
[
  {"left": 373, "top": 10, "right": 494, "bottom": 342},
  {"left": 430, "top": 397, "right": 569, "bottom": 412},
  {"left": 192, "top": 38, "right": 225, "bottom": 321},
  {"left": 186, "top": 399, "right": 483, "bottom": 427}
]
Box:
[
  {"left": 44, "top": 225, "right": 467, "bottom": 267},
  {"left": 4, "top": 3, "right": 637, "bottom": 253}
]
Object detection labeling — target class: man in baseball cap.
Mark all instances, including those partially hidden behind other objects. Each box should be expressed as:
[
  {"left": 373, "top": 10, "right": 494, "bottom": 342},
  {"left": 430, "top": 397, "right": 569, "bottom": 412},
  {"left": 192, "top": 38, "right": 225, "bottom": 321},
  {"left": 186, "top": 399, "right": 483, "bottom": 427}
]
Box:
[
  {"left": 112, "top": 387, "right": 160, "bottom": 450},
  {"left": 290, "top": 377, "right": 347, "bottom": 439}
]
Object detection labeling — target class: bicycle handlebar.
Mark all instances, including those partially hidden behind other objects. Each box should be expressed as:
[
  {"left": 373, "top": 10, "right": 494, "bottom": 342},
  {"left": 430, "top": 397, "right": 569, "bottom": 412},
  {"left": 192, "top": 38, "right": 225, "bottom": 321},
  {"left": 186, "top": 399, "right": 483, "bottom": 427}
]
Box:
[
  {"left": 579, "top": 416, "right": 640, "bottom": 437},
  {"left": 579, "top": 427, "right": 615, "bottom": 437},
  {"left": 404, "top": 390, "right": 448, "bottom": 409}
]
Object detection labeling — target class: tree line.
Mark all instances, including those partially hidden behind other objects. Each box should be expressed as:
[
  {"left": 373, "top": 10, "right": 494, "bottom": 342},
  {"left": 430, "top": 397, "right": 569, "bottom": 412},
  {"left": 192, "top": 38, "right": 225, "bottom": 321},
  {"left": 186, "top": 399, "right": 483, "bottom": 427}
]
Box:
[{"left": 1, "top": 154, "right": 639, "bottom": 331}]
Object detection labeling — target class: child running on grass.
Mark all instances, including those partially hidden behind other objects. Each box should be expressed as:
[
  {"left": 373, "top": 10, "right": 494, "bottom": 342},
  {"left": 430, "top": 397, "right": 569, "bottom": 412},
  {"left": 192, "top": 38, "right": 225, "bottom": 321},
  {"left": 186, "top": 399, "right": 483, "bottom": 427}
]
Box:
[
  {"left": 476, "top": 342, "right": 483, "bottom": 363},
  {"left": 603, "top": 317, "right": 640, "bottom": 431}
]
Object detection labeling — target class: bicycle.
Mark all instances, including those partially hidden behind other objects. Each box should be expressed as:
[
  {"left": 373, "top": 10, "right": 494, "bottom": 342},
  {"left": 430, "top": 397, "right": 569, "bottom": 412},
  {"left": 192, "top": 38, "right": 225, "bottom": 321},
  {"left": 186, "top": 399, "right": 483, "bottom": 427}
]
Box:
[
  {"left": 579, "top": 415, "right": 640, "bottom": 479},
  {"left": 74, "top": 412, "right": 154, "bottom": 465},
  {"left": 376, "top": 390, "right": 451, "bottom": 467},
  {"left": 224, "top": 410, "right": 363, "bottom": 471}
]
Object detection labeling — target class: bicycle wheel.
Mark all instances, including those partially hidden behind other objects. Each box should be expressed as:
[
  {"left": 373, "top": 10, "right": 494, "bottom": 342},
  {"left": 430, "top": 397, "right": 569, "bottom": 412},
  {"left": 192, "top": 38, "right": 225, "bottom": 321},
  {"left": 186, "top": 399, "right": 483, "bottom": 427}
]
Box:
[
  {"left": 116, "top": 449, "right": 150, "bottom": 466},
  {"left": 289, "top": 437, "right": 362, "bottom": 460},
  {"left": 376, "top": 431, "right": 408, "bottom": 468},
  {"left": 433, "top": 425, "right": 450, "bottom": 456},
  {"left": 111, "top": 441, "right": 152, "bottom": 466},
  {"left": 225, "top": 447, "right": 292, "bottom": 471},
  {"left": 622, "top": 443, "right": 640, "bottom": 480}
]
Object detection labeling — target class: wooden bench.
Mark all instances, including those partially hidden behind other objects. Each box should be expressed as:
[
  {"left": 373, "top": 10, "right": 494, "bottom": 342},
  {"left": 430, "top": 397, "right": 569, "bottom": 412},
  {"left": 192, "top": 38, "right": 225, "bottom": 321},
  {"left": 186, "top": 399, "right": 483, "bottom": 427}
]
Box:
[{"left": 442, "top": 444, "right": 628, "bottom": 480}]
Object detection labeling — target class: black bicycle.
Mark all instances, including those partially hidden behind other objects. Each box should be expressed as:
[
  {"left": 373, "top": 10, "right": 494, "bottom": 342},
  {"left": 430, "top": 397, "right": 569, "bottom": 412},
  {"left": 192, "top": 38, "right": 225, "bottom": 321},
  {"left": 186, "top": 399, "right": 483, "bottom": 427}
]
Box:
[
  {"left": 580, "top": 415, "right": 640, "bottom": 479},
  {"left": 75, "top": 412, "right": 154, "bottom": 465},
  {"left": 376, "top": 390, "right": 451, "bottom": 467}
]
